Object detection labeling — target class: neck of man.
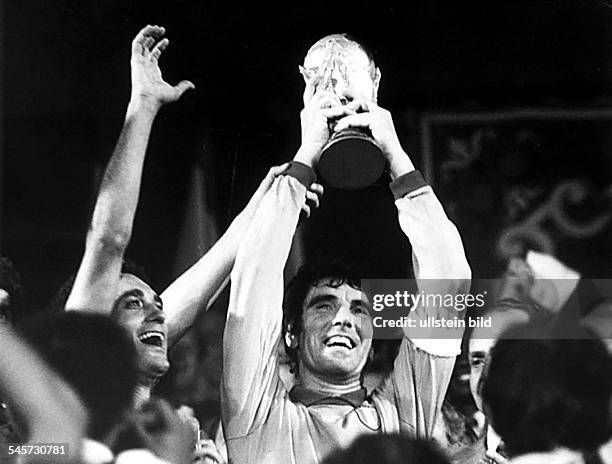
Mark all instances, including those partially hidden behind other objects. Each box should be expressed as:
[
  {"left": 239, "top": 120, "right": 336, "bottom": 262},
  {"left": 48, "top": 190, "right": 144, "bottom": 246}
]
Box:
[
  {"left": 133, "top": 382, "right": 153, "bottom": 408},
  {"left": 298, "top": 363, "right": 362, "bottom": 396}
]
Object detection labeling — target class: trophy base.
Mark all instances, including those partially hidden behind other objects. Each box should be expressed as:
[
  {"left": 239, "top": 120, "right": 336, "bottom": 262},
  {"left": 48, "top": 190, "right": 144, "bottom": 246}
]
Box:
[{"left": 318, "top": 128, "right": 386, "bottom": 190}]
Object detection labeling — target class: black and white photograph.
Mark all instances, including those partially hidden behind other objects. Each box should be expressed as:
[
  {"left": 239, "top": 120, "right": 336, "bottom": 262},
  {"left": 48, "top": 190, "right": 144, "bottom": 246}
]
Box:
[{"left": 2, "top": 2, "right": 612, "bottom": 463}]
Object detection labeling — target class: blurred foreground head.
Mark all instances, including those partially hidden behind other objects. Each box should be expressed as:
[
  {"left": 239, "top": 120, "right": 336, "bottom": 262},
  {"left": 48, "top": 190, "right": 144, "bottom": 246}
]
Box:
[
  {"left": 482, "top": 324, "right": 612, "bottom": 457},
  {"left": 19, "top": 312, "right": 139, "bottom": 441},
  {"left": 468, "top": 298, "right": 544, "bottom": 412},
  {"left": 322, "top": 434, "right": 449, "bottom": 464}
]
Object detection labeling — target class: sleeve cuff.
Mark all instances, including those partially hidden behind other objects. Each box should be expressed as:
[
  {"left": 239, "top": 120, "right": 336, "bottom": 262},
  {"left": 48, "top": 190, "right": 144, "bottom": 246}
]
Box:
[
  {"left": 389, "top": 170, "right": 428, "bottom": 200},
  {"left": 285, "top": 161, "right": 317, "bottom": 188}
]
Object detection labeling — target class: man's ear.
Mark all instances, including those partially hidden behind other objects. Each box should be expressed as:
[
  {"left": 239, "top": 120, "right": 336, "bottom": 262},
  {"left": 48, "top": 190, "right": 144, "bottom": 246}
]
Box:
[
  {"left": 285, "top": 325, "right": 299, "bottom": 349},
  {"left": 372, "top": 67, "right": 381, "bottom": 104}
]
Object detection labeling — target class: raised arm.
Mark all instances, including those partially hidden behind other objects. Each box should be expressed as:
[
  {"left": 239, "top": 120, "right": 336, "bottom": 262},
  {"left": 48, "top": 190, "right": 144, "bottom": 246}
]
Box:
[
  {"left": 0, "top": 324, "right": 87, "bottom": 463},
  {"left": 162, "top": 164, "right": 291, "bottom": 348},
  {"left": 336, "top": 102, "right": 471, "bottom": 438},
  {"left": 221, "top": 170, "right": 309, "bottom": 438},
  {"left": 335, "top": 101, "right": 471, "bottom": 344},
  {"left": 66, "top": 25, "right": 193, "bottom": 312},
  {"left": 222, "top": 86, "right": 345, "bottom": 439}
]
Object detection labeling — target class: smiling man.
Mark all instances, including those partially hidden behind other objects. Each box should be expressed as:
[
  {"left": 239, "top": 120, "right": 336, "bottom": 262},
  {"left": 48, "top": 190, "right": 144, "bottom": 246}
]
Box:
[
  {"left": 65, "top": 24, "right": 194, "bottom": 402},
  {"left": 66, "top": 26, "right": 317, "bottom": 402},
  {"left": 222, "top": 34, "right": 471, "bottom": 464},
  {"left": 110, "top": 273, "right": 170, "bottom": 394},
  {"left": 282, "top": 264, "right": 374, "bottom": 394}
]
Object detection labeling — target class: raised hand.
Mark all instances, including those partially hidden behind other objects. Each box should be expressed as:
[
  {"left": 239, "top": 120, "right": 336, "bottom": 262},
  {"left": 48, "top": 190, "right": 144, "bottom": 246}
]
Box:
[
  {"left": 333, "top": 100, "right": 415, "bottom": 178},
  {"left": 294, "top": 80, "right": 356, "bottom": 168},
  {"left": 130, "top": 25, "right": 194, "bottom": 111},
  {"left": 175, "top": 405, "right": 224, "bottom": 464},
  {"left": 243, "top": 164, "right": 324, "bottom": 219},
  {"left": 333, "top": 100, "right": 402, "bottom": 157},
  {"left": 301, "top": 182, "right": 323, "bottom": 219},
  {"left": 242, "top": 163, "right": 291, "bottom": 215}
]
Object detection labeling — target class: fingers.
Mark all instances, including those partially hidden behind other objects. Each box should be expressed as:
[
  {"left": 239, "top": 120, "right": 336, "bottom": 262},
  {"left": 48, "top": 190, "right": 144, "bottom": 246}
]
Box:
[
  {"left": 334, "top": 113, "right": 372, "bottom": 132},
  {"left": 268, "top": 162, "right": 291, "bottom": 178},
  {"left": 306, "top": 92, "right": 361, "bottom": 122},
  {"left": 174, "top": 80, "right": 196, "bottom": 98},
  {"left": 303, "top": 90, "right": 355, "bottom": 125},
  {"left": 246, "top": 162, "right": 291, "bottom": 210},
  {"left": 301, "top": 183, "right": 325, "bottom": 218},
  {"left": 304, "top": 92, "right": 341, "bottom": 114},
  {"left": 305, "top": 190, "right": 320, "bottom": 210},
  {"left": 302, "top": 183, "right": 323, "bottom": 219},
  {"left": 321, "top": 106, "right": 354, "bottom": 120},
  {"left": 259, "top": 163, "right": 290, "bottom": 189},
  {"left": 485, "top": 450, "right": 509, "bottom": 464},
  {"left": 249, "top": 168, "right": 323, "bottom": 222},
  {"left": 303, "top": 79, "right": 316, "bottom": 106},
  {"left": 143, "top": 36, "right": 156, "bottom": 53},
  {"left": 132, "top": 25, "right": 166, "bottom": 56},
  {"left": 345, "top": 98, "right": 371, "bottom": 113},
  {"left": 300, "top": 203, "right": 311, "bottom": 218},
  {"left": 312, "top": 90, "right": 342, "bottom": 107},
  {"left": 309, "top": 182, "right": 324, "bottom": 196},
  {"left": 151, "top": 37, "right": 169, "bottom": 61},
  {"left": 194, "top": 439, "right": 223, "bottom": 463}
]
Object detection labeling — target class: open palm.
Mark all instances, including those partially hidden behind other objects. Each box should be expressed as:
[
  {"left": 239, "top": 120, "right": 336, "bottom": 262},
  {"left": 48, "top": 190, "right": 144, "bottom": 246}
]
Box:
[{"left": 130, "top": 25, "right": 194, "bottom": 107}]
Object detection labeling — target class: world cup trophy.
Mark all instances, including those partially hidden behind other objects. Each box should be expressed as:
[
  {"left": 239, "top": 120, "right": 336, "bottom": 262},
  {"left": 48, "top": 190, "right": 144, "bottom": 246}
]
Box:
[{"left": 300, "top": 35, "right": 386, "bottom": 190}]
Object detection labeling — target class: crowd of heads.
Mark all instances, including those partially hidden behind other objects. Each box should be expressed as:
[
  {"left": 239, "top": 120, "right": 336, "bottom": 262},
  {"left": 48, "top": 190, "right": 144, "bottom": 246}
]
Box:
[{"left": 3, "top": 247, "right": 612, "bottom": 463}]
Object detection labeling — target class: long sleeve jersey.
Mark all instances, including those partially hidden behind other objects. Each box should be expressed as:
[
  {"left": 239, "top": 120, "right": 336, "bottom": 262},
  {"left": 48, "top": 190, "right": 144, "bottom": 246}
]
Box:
[{"left": 222, "top": 166, "right": 471, "bottom": 464}]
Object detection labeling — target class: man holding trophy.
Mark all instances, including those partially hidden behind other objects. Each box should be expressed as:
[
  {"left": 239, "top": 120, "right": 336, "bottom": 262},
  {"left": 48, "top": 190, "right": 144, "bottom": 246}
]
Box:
[
  {"left": 296, "top": 34, "right": 413, "bottom": 189},
  {"left": 221, "top": 33, "right": 470, "bottom": 464}
]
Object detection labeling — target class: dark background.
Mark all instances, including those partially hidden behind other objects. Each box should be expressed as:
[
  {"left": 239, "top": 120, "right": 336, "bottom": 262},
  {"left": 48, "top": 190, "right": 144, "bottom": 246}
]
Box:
[{"left": 4, "top": 0, "right": 612, "bottom": 312}]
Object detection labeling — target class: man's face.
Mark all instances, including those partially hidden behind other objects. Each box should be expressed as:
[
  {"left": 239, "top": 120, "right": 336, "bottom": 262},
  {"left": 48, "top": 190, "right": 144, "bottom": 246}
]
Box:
[
  {"left": 468, "top": 307, "right": 532, "bottom": 412},
  {"left": 468, "top": 338, "right": 495, "bottom": 412},
  {"left": 302, "top": 35, "right": 379, "bottom": 104},
  {"left": 110, "top": 273, "right": 169, "bottom": 381},
  {"left": 298, "top": 280, "right": 374, "bottom": 382}
]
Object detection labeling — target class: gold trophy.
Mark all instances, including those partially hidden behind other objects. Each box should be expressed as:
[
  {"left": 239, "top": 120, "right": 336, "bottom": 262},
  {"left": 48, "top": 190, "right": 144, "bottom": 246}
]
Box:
[{"left": 300, "top": 35, "right": 385, "bottom": 190}]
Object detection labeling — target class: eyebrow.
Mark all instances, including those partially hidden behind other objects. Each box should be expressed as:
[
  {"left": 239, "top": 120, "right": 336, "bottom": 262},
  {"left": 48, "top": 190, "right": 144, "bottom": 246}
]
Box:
[
  {"left": 112, "top": 289, "right": 142, "bottom": 312},
  {"left": 117, "top": 289, "right": 144, "bottom": 301},
  {"left": 112, "top": 289, "right": 163, "bottom": 311},
  {"left": 306, "top": 294, "right": 371, "bottom": 310},
  {"left": 306, "top": 294, "right": 338, "bottom": 308}
]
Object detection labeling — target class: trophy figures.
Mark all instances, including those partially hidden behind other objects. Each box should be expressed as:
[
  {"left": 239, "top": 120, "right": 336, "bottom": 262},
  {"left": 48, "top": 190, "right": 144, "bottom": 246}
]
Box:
[{"left": 301, "top": 35, "right": 386, "bottom": 190}]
